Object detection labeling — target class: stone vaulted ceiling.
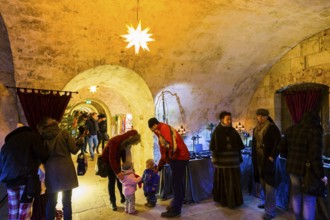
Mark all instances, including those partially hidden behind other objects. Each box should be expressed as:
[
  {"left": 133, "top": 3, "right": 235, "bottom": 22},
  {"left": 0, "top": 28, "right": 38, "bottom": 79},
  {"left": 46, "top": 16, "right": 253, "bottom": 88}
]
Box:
[{"left": 1, "top": 0, "right": 330, "bottom": 131}]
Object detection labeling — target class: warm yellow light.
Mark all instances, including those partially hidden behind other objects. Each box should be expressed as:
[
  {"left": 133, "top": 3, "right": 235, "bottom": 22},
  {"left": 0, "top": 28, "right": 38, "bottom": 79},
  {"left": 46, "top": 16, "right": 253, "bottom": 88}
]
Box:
[
  {"left": 89, "top": 86, "right": 97, "bottom": 93},
  {"left": 121, "top": 21, "right": 154, "bottom": 55}
]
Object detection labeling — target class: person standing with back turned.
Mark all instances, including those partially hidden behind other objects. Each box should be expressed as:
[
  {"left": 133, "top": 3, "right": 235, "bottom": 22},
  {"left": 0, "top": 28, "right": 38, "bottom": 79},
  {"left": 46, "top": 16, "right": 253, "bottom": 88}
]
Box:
[
  {"left": 37, "top": 117, "right": 80, "bottom": 220},
  {"left": 280, "top": 111, "right": 328, "bottom": 220},
  {"left": 148, "top": 117, "right": 190, "bottom": 218}
]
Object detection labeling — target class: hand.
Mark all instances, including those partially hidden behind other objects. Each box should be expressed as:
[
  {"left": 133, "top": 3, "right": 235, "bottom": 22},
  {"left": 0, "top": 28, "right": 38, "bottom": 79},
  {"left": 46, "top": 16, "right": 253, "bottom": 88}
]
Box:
[
  {"left": 321, "top": 176, "right": 328, "bottom": 186},
  {"left": 268, "top": 157, "right": 274, "bottom": 162},
  {"left": 117, "top": 172, "right": 124, "bottom": 180}
]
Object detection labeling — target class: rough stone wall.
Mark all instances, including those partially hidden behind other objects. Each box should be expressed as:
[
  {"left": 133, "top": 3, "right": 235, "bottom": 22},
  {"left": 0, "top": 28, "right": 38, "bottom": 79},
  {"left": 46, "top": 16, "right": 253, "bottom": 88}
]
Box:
[{"left": 246, "top": 28, "right": 330, "bottom": 133}]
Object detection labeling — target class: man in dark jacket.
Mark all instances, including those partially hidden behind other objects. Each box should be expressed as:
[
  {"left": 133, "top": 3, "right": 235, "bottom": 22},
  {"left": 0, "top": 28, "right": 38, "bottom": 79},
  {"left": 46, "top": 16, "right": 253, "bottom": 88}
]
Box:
[
  {"left": 0, "top": 125, "right": 48, "bottom": 220},
  {"left": 85, "top": 112, "right": 99, "bottom": 160},
  {"left": 280, "top": 111, "right": 328, "bottom": 220},
  {"left": 252, "top": 109, "right": 281, "bottom": 220}
]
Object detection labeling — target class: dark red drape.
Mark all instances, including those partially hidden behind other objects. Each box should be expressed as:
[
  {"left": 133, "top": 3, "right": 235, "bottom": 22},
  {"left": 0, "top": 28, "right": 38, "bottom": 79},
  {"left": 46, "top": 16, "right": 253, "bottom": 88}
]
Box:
[
  {"left": 17, "top": 88, "right": 72, "bottom": 131},
  {"left": 285, "top": 90, "right": 321, "bottom": 124}
]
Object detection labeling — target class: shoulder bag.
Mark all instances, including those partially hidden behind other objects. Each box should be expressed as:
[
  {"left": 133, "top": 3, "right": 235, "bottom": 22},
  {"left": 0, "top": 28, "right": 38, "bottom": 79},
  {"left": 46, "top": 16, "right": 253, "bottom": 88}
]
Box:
[{"left": 301, "top": 161, "right": 327, "bottom": 198}]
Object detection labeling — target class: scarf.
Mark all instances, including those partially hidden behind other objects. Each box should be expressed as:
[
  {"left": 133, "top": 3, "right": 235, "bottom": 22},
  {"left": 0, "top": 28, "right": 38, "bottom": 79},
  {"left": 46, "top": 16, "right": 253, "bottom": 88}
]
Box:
[{"left": 254, "top": 120, "right": 270, "bottom": 149}]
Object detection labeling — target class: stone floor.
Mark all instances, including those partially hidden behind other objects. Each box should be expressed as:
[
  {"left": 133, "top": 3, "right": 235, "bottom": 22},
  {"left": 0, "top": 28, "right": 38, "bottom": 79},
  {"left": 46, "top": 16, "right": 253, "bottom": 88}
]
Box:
[
  {"left": 1, "top": 154, "right": 296, "bottom": 220},
  {"left": 69, "top": 154, "right": 294, "bottom": 220}
]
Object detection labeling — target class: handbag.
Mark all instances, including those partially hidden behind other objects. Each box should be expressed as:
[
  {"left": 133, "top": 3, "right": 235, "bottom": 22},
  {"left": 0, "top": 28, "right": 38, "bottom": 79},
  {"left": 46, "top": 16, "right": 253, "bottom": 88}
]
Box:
[
  {"left": 104, "top": 133, "right": 110, "bottom": 141},
  {"left": 301, "top": 161, "right": 327, "bottom": 198},
  {"left": 95, "top": 156, "right": 110, "bottom": 178}
]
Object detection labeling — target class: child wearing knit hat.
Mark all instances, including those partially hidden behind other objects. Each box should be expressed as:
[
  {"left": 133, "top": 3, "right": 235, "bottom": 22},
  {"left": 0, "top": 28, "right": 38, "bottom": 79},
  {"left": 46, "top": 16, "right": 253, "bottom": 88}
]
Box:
[{"left": 120, "top": 161, "right": 142, "bottom": 214}]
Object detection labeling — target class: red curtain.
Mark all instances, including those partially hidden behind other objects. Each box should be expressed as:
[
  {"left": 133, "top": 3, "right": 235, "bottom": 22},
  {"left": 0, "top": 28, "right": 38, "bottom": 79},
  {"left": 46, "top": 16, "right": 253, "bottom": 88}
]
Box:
[
  {"left": 285, "top": 90, "right": 321, "bottom": 124},
  {"left": 17, "top": 88, "right": 72, "bottom": 131}
]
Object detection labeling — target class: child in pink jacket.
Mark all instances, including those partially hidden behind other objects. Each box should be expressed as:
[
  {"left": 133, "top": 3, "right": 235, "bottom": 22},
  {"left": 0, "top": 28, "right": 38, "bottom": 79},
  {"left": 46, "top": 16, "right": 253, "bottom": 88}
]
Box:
[{"left": 120, "top": 161, "right": 142, "bottom": 214}]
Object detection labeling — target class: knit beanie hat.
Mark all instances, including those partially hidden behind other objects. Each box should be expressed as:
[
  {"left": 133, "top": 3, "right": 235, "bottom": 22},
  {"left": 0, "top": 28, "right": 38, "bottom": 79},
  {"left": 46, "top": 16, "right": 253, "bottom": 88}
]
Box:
[
  {"left": 122, "top": 161, "right": 133, "bottom": 171},
  {"left": 148, "top": 117, "right": 160, "bottom": 128},
  {"left": 256, "top": 109, "right": 269, "bottom": 116}
]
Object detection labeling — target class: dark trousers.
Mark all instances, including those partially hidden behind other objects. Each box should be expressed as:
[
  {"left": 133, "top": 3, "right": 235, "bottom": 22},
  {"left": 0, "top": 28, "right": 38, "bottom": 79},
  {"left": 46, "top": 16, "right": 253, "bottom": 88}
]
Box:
[
  {"left": 169, "top": 160, "right": 188, "bottom": 213},
  {"left": 107, "top": 169, "right": 125, "bottom": 205},
  {"left": 145, "top": 192, "right": 157, "bottom": 205},
  {"left": 46, "top": 190, "right": 72, "bottom": 220}
]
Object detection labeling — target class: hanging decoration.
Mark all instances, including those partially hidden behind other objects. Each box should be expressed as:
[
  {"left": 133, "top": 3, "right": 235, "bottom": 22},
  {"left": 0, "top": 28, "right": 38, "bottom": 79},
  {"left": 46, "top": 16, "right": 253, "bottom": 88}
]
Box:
[{"left": 121, "top": 0, "right": 154, "bottom": 54}]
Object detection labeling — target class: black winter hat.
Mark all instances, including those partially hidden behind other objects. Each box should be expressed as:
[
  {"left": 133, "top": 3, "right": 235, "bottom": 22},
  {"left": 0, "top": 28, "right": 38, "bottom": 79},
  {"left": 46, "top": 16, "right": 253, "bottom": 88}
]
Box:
[
  {"left": 256, "top": 109, "right": 269, "bottom": 116},
  {"left": 98, "top": 113, "right": 106, "bottom": 118},
  {"left": 148, "top": 117, "right": 160, "bottom": 128}
]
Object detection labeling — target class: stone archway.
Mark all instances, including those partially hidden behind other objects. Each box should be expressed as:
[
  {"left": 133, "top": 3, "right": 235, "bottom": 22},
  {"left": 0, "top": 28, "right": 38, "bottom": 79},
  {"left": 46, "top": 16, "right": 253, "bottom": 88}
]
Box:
[{"left": 63, "top": 65, "right": 154, "bottom": 173}]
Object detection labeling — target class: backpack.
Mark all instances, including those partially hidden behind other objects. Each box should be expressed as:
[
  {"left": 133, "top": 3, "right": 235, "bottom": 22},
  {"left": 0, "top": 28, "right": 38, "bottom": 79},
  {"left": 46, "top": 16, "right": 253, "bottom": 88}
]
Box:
[{"left": 77, "top": 153, "right": 88, "bottom": 176}]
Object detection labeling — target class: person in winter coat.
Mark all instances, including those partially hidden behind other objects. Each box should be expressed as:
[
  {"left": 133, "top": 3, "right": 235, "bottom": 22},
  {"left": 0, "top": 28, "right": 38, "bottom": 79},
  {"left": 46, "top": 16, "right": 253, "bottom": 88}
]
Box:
[
  {"left": 251, "top": 109, "right": 281, "bottom": 220},
  {"left": 209, "top": 111, "right": 245, "bottom": 208},
  {"left": 37, "top": 117, "right": 80, "bottom": 220},
  {"left": 280, "top": 111, "right": 328, "bottom": 220},
  {"left": 96, "top": 113, "right": 108, "bottom": 154},
  {"left": 101, "top": 129, "right": 141, "bottom": 211},
  {"left": 142, "top": 159, "right": 160, "bottom": 207},
  {"left": 119, "top": 161, "right": 142, "bottom": 214},
  {"left": 148, "top": 117, "right": 190, "bottom": 218},
  {"left": 85, "top": 112, "right": 99, "bottom": 161},
  {"left": 0, "top": 125, "right": 48, "bottom": 220}
]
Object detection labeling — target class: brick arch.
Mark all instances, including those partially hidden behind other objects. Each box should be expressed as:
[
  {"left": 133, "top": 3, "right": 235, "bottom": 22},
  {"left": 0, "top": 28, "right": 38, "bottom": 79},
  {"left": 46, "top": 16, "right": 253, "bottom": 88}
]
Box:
[
  {"left": 63, "top": 65, "right": 154, "bottom": 173},
  {"left": 0, "top": 13, "right": 19, "bottom": 146}
]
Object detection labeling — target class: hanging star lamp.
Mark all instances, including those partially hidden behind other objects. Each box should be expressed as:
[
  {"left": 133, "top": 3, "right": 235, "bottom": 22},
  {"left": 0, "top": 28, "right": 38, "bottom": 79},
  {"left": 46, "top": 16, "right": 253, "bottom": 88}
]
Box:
[{"left": 121, "top": 0, "right": 154, "bottom": 55}]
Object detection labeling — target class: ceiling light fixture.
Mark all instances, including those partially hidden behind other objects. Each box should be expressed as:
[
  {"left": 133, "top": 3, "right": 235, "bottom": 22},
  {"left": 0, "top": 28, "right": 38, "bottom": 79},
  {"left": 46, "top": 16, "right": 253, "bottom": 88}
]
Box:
[
  {"left": 89, "top": 85, "right": 97, "bottom": 93},
  {"left": 121, "top": 0, "right": 154, "bottom": 55}
]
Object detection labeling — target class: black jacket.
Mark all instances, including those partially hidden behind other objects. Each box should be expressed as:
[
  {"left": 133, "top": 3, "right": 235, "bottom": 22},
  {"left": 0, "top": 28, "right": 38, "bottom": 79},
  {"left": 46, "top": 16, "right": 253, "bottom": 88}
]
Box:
[
  {"left": 252, "top": 121, "right": 281, "bottom": 187},
  {"left": 0, "top": 126, "right": 49, "bottom": 188}
]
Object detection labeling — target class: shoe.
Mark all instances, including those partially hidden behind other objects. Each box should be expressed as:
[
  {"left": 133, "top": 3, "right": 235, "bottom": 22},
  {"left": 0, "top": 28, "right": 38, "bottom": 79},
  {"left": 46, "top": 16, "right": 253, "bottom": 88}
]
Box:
[
  {"left": 129, "top": 210, "right": 138, "bottom": 215},
  {"left": 263, "top": 214, "right": 274, "bottom": 220},
  {"left": 96, "top": 150, "right": 100, "bottom": 154},
  {"left": 121, "top": 197, "right": 126, "bottom": 203},
  {"left": 161, "top": 211, "right": 181, "bottom": 218},
  {"left": 111, "top": 204, "right": 117, "bottom": 211},
  {"left": 258, "top": 204, "right": 265, "bottom": 209}
]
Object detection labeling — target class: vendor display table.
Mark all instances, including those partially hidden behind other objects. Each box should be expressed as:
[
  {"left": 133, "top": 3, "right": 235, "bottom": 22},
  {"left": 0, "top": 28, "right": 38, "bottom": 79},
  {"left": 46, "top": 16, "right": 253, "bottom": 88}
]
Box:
[{"left": 158, "top": 158, "right": 214, "bottom": 203}]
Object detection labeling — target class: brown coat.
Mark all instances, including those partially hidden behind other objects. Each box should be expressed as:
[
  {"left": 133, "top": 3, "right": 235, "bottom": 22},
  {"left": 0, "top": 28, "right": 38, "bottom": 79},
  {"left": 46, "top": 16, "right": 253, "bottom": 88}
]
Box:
[{"left": 40, "top": 124, "right": 80, "bottom": 193}]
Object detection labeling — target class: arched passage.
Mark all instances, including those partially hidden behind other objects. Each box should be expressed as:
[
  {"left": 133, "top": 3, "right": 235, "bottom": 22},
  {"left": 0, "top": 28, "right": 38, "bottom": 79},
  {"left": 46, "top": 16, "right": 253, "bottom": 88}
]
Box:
[{"left": 63, "top": 65, "right": 155, "bottom": 173}]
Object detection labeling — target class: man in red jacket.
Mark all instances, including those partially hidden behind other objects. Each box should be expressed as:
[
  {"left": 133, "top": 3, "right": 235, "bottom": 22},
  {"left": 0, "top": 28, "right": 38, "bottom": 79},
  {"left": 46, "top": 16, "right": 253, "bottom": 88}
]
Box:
[{"left": 148, "top": 118, "right": 190, "bottom": 218}]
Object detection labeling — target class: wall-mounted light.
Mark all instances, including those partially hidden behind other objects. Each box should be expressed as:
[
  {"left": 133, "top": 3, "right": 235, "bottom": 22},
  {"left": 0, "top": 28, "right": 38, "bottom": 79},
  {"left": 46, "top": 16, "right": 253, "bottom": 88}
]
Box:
[
  {"left": 235, "top": 122, "right": 244, "bottom": 132},
  {"left": 177, "top": 125, "right": 187, "bottom": 136}
]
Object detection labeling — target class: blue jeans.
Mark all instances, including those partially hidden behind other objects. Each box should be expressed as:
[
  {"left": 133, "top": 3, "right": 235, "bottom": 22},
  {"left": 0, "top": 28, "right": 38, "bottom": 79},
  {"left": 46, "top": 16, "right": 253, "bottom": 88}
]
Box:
[
  {"left": 88, "top": 135, "right": 98, "bottom": 159},
  {"left": 289, "top": 174, "right": 316, "bottom": 220},
  {"left": 259, "top": 178, "right": 277, "bottom": 217},
  {"left": 46, "top": 190, "right": 72, "bottom": 220}
]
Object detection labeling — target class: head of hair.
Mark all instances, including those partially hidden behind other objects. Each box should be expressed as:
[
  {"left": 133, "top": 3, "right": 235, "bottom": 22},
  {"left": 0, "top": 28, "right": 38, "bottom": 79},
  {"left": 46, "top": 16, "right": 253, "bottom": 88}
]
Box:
[
  {"left": 37, "top": 116, "right": 57, "bottom": 132},
  {"left": 219, "top": 111, "right": 231, "bottom": 120},
  {"left": 146, "top": 159, "right": 155, "bottom": 166},
  {"left": 148, "top": 117, "right": 160, "bottom": 128}
]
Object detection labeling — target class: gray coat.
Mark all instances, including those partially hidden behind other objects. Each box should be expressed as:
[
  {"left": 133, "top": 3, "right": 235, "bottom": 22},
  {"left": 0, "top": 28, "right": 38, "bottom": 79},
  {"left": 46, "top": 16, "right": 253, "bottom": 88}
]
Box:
[{"left": 40, "top": 124, "right": 80, "bottom": 193}]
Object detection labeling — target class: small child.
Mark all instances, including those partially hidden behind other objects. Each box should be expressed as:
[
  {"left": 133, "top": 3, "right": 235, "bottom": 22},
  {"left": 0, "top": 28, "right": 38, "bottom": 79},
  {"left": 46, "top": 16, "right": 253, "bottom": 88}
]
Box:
[
  {"left": 120, "top": 161, "right": 142, "bottom": 214},
  {"left": 142, "top": 159, "right": 160, "bottom": 207}
]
